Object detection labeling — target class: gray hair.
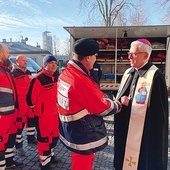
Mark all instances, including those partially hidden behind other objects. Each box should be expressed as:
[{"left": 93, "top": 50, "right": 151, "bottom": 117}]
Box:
[{"left": 131, "top": 41, "right": 152, "bottom": 57}]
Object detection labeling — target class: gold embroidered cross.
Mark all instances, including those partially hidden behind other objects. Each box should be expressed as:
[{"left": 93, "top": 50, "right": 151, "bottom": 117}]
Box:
[{"left": 125, "top": 156, "right": 136, "bottom": 167}]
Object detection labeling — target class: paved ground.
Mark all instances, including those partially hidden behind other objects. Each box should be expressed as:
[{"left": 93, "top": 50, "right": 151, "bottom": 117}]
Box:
[
  {"left": 7, "top": 98, "right": 170, "bottom": 170},
  {"left": 8, "top": 116, "right": 115, "bottom": 170}
]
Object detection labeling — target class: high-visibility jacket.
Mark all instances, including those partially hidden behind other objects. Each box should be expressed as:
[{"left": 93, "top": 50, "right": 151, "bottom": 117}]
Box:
[
  {"left": 12, "top": 65, "right": 32, "bottom": 108},
  {"left": 0, "top": 63, "right": 17, "bottom": 115},
  {"left": 26, "top": 69, "right": 58, "bottom": 116},
  {"left": 57, "top": 60, "right": 119, "bottom": 155}
]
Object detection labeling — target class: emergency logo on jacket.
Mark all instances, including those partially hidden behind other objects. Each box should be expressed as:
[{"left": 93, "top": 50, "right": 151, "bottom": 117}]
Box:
[
  {"left": 16, "top": 75, "right": 25, "bottom": 81},
  {"left": 44, "top": 84, "right": 53, "bottom": 90},
  {"left": 58, "top": 79, "right": 70, "bottom": 110}
]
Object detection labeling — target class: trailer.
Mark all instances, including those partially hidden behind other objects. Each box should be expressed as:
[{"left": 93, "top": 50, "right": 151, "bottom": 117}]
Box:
[{"left": 64, "top": 25, "right": 170, "bottom": 98}]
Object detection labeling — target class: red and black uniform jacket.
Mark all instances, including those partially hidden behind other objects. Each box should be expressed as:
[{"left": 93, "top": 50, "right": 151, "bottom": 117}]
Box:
[
  {"left": 26, "top": 69, "right": 58, "bottom": 116},
  {"left": 0, "top": 62, "right": 18, "bottom": 115},
  {"left": 12, "top": 65, "right": 32, "bottom": 108},
  {"left": 57, "top": 60, "right": 120, "bottom": 155}
]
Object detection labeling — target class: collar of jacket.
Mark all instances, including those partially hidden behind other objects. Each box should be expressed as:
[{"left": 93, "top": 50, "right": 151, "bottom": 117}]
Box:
[
  {"left": 42, "top": 69, "right": 55, "bottom": 78},
  {"left": 12, "top": 64, "right": 27, "bottom": 73},
  {"left": 128, "top": 61, "right": 153, "bottom": 77},
  {"left": 69, "top": 59, "right": 90, "bottom": 77},
  {"left": 0, "top": 62, "right": 8, "bottom": 68}
]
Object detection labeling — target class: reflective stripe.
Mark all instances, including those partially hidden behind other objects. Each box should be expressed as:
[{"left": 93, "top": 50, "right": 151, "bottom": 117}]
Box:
[
  {"left": 0, "top": 87, "right": 13, "bottom": 93},
  {"left": 5, "top": 153, "right": 13, "bottom": 158},
  {"left": 5, "top": 148, "right": 13, "bottom": 152},
  {"left": 59, "top": 109, "right": 90, "bottom": 122},
  {"left": 26, "top": 127, "right": 36, "bottom": 131},
  {"left": 16, "top": 134, "right": 22, "bottom": 138},
  {"left": 16, "top": 138, "right": 23, "bottom": 143},
  {"left": 16, "top": 134, "right": 23, "bottom": 143},
  {"left": 60, "top": 134, "right": 107, "bottom": 151},
  {"left": 26, "top": 127, "right": 36, "bottom": 135},
  {"left": 26, "top": 131, "right": 35, "bottom": 135},
  {"left": 0, "top": 160, "right": 5, "bottom": 165},
  {"left": 59, "top": 99, "right": 117, "bottom": 122},
  {"left": 0, "top": 105, "right": 14, "bottom": 112},
  {"left": 5, "top": 147, "right": 14, "bottom": 158},
  {"left": 99, "top": 98, "right": 116, "bottom": 116},
  {"left": 0, "top": 160, "right": 6, "bottom": 170},
  {"left": 40, "top": 155, "right": 51, "bottom": 166}
]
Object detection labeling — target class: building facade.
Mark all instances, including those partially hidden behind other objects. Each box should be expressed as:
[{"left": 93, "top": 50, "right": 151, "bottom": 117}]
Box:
[
  {"left": 1, "top": 39, "right": 51, "bottom": 66},
  {"left": 42, "top": 31, "right": 53, "bottom": 54}
]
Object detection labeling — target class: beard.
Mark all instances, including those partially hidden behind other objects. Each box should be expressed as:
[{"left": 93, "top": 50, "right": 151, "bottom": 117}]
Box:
[{"left": 2, "top": 58, "right": 12, "bottom": 67}]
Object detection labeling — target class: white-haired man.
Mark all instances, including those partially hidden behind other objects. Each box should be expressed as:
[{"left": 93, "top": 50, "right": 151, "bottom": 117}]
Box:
[{"left": 114, "top": 39, "right": 168, "bottom": 170}]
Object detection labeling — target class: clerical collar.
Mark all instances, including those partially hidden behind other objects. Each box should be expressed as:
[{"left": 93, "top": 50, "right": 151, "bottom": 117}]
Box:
[
  {"left": 135, "top": 61, "right": 148, "bottom": 71},
  {"left": 128, "top": 61, "right": 153, "bottom": 77}
]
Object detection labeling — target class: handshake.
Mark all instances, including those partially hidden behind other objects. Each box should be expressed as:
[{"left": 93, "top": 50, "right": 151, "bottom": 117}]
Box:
[
  {"left": 114, "top": 100, "right": 122, "bottom": 113},
  {"left": 114, "top": 96, "right": 130, "bottom": 113}
]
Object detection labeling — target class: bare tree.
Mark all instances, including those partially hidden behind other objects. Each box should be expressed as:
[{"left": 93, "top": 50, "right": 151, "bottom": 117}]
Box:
[
  {"left": 158, "top": 0, "right": 170, "bottom": 5},
  {"left": 154, "top": 1, "right": 169, "bottom": 9},
  {"left": 161, "top": 13, "right": 170, "bottom": 24},
  {"left": 114, "top": 10, "right": 128, "bottom": 26},
  {"left": 78, "top": 0, "right": 135, "bottom": 26},
  {"left": 53, "top": 35, "right": 60, "bottom": 56},
  {"left": 63, "top": 38, "right": 70, "bottom": 56},
  {"left": 155, "top": 0, "right": 170, "bottom": 24},
  {"left": 129, "top": 0, "right": 149, "bottom": 26}
]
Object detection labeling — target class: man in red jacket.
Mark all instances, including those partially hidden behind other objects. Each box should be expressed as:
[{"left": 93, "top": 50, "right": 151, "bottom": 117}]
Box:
[
  {"left": 12, "top": 54, "right": 37, "bottom": 156},
  {"left": 26, "top": 54, "right": 59, "bottom": 170},
  {"left": 57, "top": 38, "right": 122, "bottom": 170},
  {"left": 0, "top": 43, "right": 22, "bottom": 169}
]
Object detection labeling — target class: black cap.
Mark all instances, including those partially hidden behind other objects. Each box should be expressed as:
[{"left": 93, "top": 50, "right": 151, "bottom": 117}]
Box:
[{"left": 73, "top": 38, "right": 99, "bottom": 56}]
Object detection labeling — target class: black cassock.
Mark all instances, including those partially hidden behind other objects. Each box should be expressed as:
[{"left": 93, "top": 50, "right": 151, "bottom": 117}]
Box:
[{"left": 114, "top": 62, "right": 169, "bottom": 170}]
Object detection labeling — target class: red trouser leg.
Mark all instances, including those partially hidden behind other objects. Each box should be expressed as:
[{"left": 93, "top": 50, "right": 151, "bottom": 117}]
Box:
[
  {"left": 0, "top": 115, "right": 10, "bottom": 169},
  {"left": 15, "top": 110, "right": 27, "bottom": 148},
  {"left": 0, "top": 115, "right": 10, "bottom": 151},
  {"left": 5, "top": 113, "right": 17, "bottom": 166},
  {"left": 36, "top": 115, "right": 59, "bottom": 167},
  {"left": 71, "top": 152, "right": 94, "bottom": 170},
  {"left": 26, "top": 108, "right": 36, "bottom": 142}
]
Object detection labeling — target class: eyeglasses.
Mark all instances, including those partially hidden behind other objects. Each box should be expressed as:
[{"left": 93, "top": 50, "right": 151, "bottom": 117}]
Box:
[{"left": 127, "top": 52, "right": 146, "bottom": 57}]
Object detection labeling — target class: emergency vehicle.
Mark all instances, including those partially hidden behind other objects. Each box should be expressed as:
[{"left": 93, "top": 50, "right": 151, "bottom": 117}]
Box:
[{"left": 64, "top": 25, "right": 170, "bottom": 98}]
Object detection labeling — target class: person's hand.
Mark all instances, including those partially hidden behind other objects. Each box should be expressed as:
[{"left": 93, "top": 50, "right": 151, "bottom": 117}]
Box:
[
  {"left": 121, "top": 96, "right": 130, "bottom": 106},
  {"left": 115, "top": 100, "right": 122, "bottom": 113}
]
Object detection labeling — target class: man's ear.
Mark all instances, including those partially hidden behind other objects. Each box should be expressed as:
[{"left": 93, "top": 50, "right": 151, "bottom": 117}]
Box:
[
  {"left": 85, "top": 56, "right": 90, "bottom": 62},
  {"left": 0, "top": 51, "right": 3, "bottom": 57},
  {"left": 144, "top": 53, "right": 150, "bottom": 61}
]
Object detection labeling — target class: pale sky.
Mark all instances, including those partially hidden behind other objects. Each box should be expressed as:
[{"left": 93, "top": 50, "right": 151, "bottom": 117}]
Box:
[
  {"left": 0, "top": 0, "right": 84, "bottom": 49},
  {"left": 0, "top": 0, "right": 167, "bottom": 54}
]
